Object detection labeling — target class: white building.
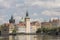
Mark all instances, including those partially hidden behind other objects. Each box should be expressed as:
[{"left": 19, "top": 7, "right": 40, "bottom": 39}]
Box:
[{"left": 16, "top": 12, "right": 41, "bottom": 33}]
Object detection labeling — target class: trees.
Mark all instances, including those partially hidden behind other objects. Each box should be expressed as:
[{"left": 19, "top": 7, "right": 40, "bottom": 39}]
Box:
[
  {"left": 12, "top": 28, "right": 16, "bottom": 33},
  {"left": 36, "top": 28, "right": 41, "bottom": 33},
  {"left": 36, "top": 27, "right": 60, "bottom": 35}
]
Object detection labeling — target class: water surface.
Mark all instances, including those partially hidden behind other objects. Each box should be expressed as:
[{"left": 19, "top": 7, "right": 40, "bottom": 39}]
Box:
[{"left": 0, "top": 35, "right": 60, "bottom": 40}]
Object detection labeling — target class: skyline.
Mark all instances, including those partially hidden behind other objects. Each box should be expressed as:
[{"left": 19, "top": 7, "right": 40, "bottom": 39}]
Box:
[{"left": 0, "top": 0, "right": 60, "bottom": 24}]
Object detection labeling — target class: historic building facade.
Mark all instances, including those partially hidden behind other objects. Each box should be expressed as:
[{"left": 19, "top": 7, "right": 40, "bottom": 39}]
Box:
[
  {"left": 1, "top": 12, "right": 41, "bottom": 35},
  {"left": 1, "top": 15, "right": 16, "bottom": 36},
  {"left": 16, "top": 12, "right": 41, "bottom": 33},
  {"left": 9, "top": 15, "right": 16, "bottom": 33},
  {"left": 41, "top": 18, "right": 60, "bottom": 29}
]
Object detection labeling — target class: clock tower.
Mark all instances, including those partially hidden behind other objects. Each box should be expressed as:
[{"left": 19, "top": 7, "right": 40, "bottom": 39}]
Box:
[{"left": 25, "top": 11, "right": 30, "bottom": 33}]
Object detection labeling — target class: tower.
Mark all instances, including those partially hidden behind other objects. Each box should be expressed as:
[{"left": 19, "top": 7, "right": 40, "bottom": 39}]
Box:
[
  {"left": 9, "top": 15, "right": 15, "bottom": 24},
  {"left": 9, "top": 15, "right": 15, "bottom": 33},
  {"left": 25, "top": 11, "right": 30, "bottom": 33}
]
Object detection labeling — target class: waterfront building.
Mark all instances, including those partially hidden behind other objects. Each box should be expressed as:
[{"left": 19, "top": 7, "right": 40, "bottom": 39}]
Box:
[
  {"left": 31, "top": 21, "right": 41, "bottom": 33},
  {"left": 1, "top": 12, "right": 41, "bottom": 34},
  {"left": 17, "top": 12, "right": 41, "bottom": 33},
  {"left": 1, "top": 23, "right": 9, "bottom": 36},
  {"left": 1, "top": 15, "right": 15, "bottom": 36},
  {"left": 9, "top": 15, "right": 16, "bottom": 33},
  {"left": 16, "top": 17, "right": 25, "bottom": 33},
  {"left": 41, "top": 22, "right": 52, "bottom": 29},
  {"left": 41, "top": 18, "right": 60, "bottom": 29},
  {"left": 51, "top": 19, "right": 60, "bottom": 28}
]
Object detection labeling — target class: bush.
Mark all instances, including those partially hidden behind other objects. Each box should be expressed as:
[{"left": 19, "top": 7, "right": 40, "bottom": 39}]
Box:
[
  {"left": 36, "top": 27, "right": 59, "bottom": 34},
  {"left": 12, "top": 29, "right": 16, "bottom": 33},
  {"left": 36, "top": 28, "right": 41, "bottom": 33}
]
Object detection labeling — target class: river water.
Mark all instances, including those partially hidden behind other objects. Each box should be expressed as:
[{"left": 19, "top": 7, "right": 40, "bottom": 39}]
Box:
[{"left": 0, "top": 35, "right": 60, "bottom": 40}]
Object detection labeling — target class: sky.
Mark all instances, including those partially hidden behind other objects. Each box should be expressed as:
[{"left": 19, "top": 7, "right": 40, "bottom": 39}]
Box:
[{"left": 0, "top": 0, "right": 60, "bottom": 24}]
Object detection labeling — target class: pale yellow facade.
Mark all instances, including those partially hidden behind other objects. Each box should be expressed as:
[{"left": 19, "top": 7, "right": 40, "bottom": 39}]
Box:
[
  {"left": 25, "top": 18, "right": 31, "bottom": 33},
  {"left": 9, "top": 23, "right": 15, "bottom": 33}
]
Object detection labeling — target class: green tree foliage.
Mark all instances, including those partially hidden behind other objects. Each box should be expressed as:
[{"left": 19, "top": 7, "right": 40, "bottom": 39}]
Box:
[
  {"left": 36, "top": 28, "right": 41, "bottom": 33},
  {"left": 12, "top": 29, "right": 16, "bottom": 33},
  {"left": 36, "top": 27, "right": 60, "bottom": 34}
]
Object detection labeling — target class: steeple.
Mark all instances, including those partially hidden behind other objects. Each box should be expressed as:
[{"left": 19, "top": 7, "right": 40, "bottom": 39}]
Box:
[
  {"left": 26, "top": 11, "right": 28, "bottom": 17},
  {"left": 25, "top": 11, "right": 30, "bottom": 33},
  {"left": 25, "top": 11, "right": 29, "bottom": 18},
  {"left": 11, "top": 15, "right": 13, "bottom": 20},
  {"left": 9, "top": 15, "right": 15, "bottom": 24}
]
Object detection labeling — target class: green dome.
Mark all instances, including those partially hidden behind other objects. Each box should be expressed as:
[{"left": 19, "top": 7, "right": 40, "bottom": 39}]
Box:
[{"left": 19, "top": 17, "right": 24, "bottom": 22}]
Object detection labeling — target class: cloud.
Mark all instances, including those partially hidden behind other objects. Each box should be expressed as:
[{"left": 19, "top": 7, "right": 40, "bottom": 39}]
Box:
[
  {"left": 31, "top": 18, "right": 44, "bottom": 22},
  {"left": 0, "top": 0, "right": 60, "bottom": 24},
  {"left": 0, "top": 0, "right": 15, "bottom": 9},
  {"left": 49, "top": 7, "right": 60, "bottom": 12},
  {"left": 16, "top": 3, "right": 25, "bottom": 8},
  {"left": 33, "top": 13, "right": 38, "bottom": 16},
  {"left": 13, "top": 13, "right": 17, "bottom": 16},
  {"left": 23, "top": 0, "right": 60, "bottom": 9},
  {"left": 0, "top": 17, "right": 4, "bottom": 21},
  {"left": 31, "top": 1, "right": 60, "bottom": 8},
  {"left": 42, "top": 10, "right": 60, "bottom": 16},
  {"left": 0, "top": 1, "right": 10, "bottom": 8},
  {"left": 50, "top": 17, "right": 59, "bottom": 21},
  {"left": 0, "top": 0, "right": 15, "bottom": 24},
  {"left": 14, "top": 16, "right": 21, "bottom": 20},
  {"left": 0, "top": 15, "right": 7, "bottom": 24},
  {"left": 40, "top": 0, "right": 55, "bottom": 1},
  {"left": 14, "top": 16, "right": 22, "bottom": 23}
]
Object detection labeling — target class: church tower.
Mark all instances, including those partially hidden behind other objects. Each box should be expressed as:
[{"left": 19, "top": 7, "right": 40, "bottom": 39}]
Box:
[
  {"left": 25, "top": 11, "right": 30, "bottom": 33},
  {"left": 9, "top": 15, "right": 15, "bottom": 24},
  {"left": 9, "top": 15, "right": 15, "bottom": 33}
]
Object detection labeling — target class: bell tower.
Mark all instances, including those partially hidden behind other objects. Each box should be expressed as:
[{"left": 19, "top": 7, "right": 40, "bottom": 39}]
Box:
[{"left": 25, "top": 11, "right": 30, "bottom": 33}]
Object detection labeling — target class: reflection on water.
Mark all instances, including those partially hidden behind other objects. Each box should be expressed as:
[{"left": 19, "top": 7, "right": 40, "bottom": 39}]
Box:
[{"left": 1, "top": 35, "right": 60, "bottom": 40}]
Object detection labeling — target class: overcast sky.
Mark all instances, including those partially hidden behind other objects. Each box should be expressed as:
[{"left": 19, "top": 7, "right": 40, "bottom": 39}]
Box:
[{"left": 0, "top": 0, "right": 60, "bottom": 24}]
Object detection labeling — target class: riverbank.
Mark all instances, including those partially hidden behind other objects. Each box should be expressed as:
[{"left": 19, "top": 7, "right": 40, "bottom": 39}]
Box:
[
  {"left": 9, "top": 32, "right": 60, "bottom": 36},
  {"left": 9, "top": 33, "right": 37, "bottom": 35}
]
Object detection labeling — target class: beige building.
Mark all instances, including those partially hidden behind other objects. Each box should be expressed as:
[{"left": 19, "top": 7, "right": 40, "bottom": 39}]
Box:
[
  {"left": 41, "top": 19, "right": 60, "bottom": 29},
  {"left": 1, "top": 23, "right": 9, "bottom": 36},
  {"left": 41, "top": 22, "right": 52, "bottom": 29},
  {"left": 9, "top": 23, "right": 15, "bottom": 33},
  {"left": 31, "top": 21, "right": 41, "bottom": 33},
  {"left": 1, "top": 15, "right": 16, "bottom": 36}
]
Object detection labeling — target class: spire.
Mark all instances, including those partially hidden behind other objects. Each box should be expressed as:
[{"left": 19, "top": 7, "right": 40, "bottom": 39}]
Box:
[
  {"left": 25, "top": 11, "right": 30, "bottom": 18},
  {"left": 11, "top": 15, "right": 13, "bottom": 20},
  {"left": 26, "top": 11, "right": 29, "bottom": 17}
]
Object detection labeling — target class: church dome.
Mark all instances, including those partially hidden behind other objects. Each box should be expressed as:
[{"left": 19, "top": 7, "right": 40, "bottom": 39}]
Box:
[{"left": 19, "top": 17, "right": 24, "bottom": 23}]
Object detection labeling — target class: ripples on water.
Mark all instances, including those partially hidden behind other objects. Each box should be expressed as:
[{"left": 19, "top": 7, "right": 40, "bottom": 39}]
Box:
[{"left": 0, "top": 35, "right": 60, "bottom": 40}]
